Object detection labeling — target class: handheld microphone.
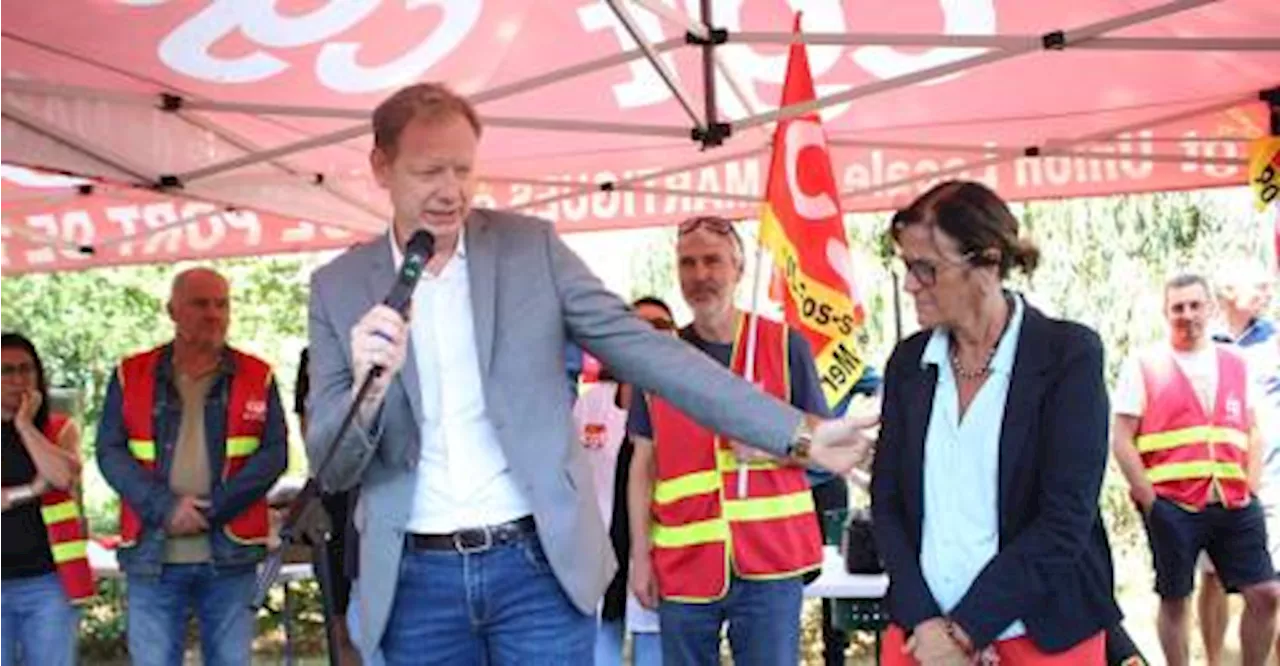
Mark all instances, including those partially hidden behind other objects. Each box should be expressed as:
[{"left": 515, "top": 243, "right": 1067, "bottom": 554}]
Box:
[
  {"left": 369, "top": 229, "right": 434, "bottom": 379},
  {"left": 384, "top": 229, "right": 436, "bottom": 318}
]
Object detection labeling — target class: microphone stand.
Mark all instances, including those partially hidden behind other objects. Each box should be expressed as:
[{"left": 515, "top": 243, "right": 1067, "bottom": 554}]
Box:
[{"left": 251, "top": 370, "right": 380, "bottom": 665}]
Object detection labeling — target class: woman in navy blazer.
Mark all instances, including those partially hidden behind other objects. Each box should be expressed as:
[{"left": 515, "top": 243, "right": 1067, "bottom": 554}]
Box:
[{"left": 871, "top": 181, "right": 1122, "bottom": 665}]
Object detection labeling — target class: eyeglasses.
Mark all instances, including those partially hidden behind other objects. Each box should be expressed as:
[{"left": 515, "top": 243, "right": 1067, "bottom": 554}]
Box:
[
  {"left": 644, "top": 317, "right": 676, "bottom": 331},
  {"left": 898, "top": 252, "right": 975, "bottom": 288},
  {"left": 0, "top": 362, "right": 36, "bottom": 379}
]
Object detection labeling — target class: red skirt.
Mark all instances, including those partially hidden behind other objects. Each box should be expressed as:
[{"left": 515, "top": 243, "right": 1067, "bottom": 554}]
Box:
[{"left": 880, "top": 625, "right": 1105, "bottom": 666}]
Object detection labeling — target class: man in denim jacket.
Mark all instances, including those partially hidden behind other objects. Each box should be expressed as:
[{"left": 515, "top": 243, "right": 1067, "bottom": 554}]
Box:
[{"left": 98, "top": 267, "right": 288, "bottom": 666}]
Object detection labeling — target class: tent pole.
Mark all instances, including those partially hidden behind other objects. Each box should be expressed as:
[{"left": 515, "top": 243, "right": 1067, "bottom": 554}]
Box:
[
  {"left": 170, "top": 41, "right": 688, "bottom": 119},
  {"left": 1264, "top": 87, "right": 1280, "bottom": 135},
  {"left": 732, "top": 0, "right": 1216, "bottom": 132},
  {"left": 471, "top": 38, "right": 686, "bottom": 104},
  {"left": 2, "top": 103, "right": 154, "bottom": 184},
  {"left": 830, "top": 137, "right": 1260, "bottom": 154},
  {"left": 628, "top": 0, "right": 706, "bottom": 38},
  {"left": 178, "top": 116, "right": 692, "bottom": 184},
  {"left": 693, "top": 0, "right": 730, "bottom": 148},
  {"left": 1, "top": 220, "right": 94, "bottom": 256},
  {"left": 171, "top": 111, "right": 388, "bottom": 222},
  {"left": 731, "top": 31, "right": 1032, "bottom": 49},
  {"left": 699, "top": 0, "right": 716, "bottom": 129},
  {"left": 734, "top": 46, "right": 1028, "bottom": 133},
  {"left": 489, "top": 179, "right": 759, "bottom": 204},
  {"left": 1073, "top": 36, "right": 1280, "bottom": 51},
  {"left": 169, "top": 40, "right": 694, "bottom": 182},
  {"left": 729, "top": 32, "right": 1279, "bottom": 52},
  {"left": 628, "top": 0, "right": 773, "bottom": 144},
  {"left": 70, "top": 205, "right": 229, "bottom": 252},
  {"left": 483, "top": 116, "right": 690, "bottom": 137},
  {"left": 176, "top": 125, "right": 368, "bottom": 184},
  {"left": 0, "top": 80, "right": 158, "bottom": 105},
  {"left": 837, "top": 93, "right": 1254, "bottom": 202},
  {"left": 605, "top": 0, "right": 702, "bottom": 128}
]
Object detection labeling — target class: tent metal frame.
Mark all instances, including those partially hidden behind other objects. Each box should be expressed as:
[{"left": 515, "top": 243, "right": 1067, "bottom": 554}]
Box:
[{"left": 3, "top": 0, "right": 1279, "bottom": 259}]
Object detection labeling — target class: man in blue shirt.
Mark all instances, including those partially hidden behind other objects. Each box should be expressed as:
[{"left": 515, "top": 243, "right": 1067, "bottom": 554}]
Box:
[{"left": 1201, "top": 262, "right": 1279, "bottom": 666}]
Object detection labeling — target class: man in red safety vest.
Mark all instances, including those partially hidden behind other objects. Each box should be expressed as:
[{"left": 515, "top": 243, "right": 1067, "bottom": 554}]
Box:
[
  {"left": 627, "top": 216, "right": 841, "bottom": 665},
  {"left": 1113, "top": 272, "right": 1278, "bottom": 666},
  {"left": 97, "top": 267, "right": 288, "bottom": 666}
]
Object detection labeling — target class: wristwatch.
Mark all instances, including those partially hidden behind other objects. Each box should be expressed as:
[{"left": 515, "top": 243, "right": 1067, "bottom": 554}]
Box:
[
  {"left": 786, "top": 417, "right": 815, "bottom": 463},
  {"left": 7, "top": 484, "right": 36, "bottom": 504}
]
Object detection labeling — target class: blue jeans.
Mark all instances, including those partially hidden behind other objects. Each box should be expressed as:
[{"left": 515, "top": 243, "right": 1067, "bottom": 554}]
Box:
[
  {"left": 125, "top": 563, "right": 256, "bottom": 666},
  {"left": 658, "top": 575, "right": 804, "bottom": 666},
  {"left": 595, "top": 618, "right": 662, "bottom": 666},
  {"left": 381, "top": 534, "right": 594, "bottom": 665},
  {"left": 1, "top": 573, "right": 80, "bottom": 666}
]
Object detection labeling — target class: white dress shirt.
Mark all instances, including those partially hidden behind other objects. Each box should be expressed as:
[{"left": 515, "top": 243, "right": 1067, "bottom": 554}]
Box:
[
  {"left": 390, "top": 233, "right": 533, "bottom": 533},
  {"left": 919, "top": 293, "right": 1027, "bottom": 641}
]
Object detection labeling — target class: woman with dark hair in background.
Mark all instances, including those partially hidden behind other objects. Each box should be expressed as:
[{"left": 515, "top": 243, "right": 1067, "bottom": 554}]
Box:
[
  {"left": 1, "top": 332, "right": 92, "bottom": 666},
  {"left": 578, "top": 296, "right": 676, "bottom": 666},
  {"left": 871, "top": 181, "right": 1122, "bottom": 665}
]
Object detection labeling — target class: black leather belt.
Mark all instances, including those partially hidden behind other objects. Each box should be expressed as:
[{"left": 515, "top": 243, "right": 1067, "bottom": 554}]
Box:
[{"left": 406, "top": 515, "right": 536, "bottom": 554}]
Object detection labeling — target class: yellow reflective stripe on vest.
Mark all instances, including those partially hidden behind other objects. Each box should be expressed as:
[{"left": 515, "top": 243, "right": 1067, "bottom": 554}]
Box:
[
  {"left": 714, "top": 448, "right": 780, "bottom": 471},
  {"left": 653, "top": 491, "right": 815, "bottom": 546},
  {"left": 723, "top": 490, "right": 815, "bottom": 522},
  {"left": 652, "top": 517, "right": 730, "bottom": 548},
  {"left": 653, "top": 470, "right": 720, "bottom": 505},
  {"left": 226, "top": 436, "right": 261, "bottom": 458},
  {"left": 1136, "top": 425, "right": 1250, "bottom": 453},
  {"left": 128, "top": 439, "right": 156, "bottom": 462},
  {"left": 41, "top": 500, "right": 79, "bottom": 525},
  {"left": 50, "top": 540, "right": 87, "bottom": 564},
  {"left": 1147, "top": 460, "right": 1247, "bottom": 484}
]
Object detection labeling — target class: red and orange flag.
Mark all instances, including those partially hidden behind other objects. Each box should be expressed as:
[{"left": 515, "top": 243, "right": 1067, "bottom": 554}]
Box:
[{"left": 758, "top": 14, "right": 867, "bottom": 408}]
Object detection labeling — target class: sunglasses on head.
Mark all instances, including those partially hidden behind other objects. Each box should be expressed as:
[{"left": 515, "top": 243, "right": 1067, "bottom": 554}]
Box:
[
  {"left": 678, "top": 216, "right": 735, "bottom": 235},
  {"left": 678, "top": 216, "right": 744, "bottom": 255}
]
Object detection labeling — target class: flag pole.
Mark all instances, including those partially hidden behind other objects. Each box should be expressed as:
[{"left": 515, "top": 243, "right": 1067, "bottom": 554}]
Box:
[{"left": 738, "top": 239, "right": 768, "bottom": 498}]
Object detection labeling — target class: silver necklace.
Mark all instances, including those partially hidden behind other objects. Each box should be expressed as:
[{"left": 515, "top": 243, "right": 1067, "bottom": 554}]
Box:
[
  {"left": 949, "top": 294, "right": 1014, "bottom": 381},
  {"left": 950, "top": 346, "right": 997, "bottom": 380}
]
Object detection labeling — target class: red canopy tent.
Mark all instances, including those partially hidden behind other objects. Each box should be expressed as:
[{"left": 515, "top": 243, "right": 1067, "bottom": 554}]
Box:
[{"left": 2, "top": 0, "right": 1278, "bottom": 274}]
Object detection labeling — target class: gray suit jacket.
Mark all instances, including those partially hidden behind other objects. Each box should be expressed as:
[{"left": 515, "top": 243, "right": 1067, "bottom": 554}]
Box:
[{"left": 306, "top": 209, "right": 804, "bottom": 659}]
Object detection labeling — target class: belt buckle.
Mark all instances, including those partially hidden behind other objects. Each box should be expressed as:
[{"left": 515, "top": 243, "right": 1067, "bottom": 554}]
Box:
[{"left": 453, "top": 527, "right": 493, "bottom": 554}]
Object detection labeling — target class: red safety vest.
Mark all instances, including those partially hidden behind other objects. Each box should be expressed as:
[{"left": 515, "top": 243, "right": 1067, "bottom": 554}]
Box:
[
  {"left": 648, "top": 314, "right": 821, "bottom": 602},
  {"left": 1137, "top": 347, "right": 1252, "bottom": 510},
  {"left": 118, "top": 346, "right": 273, "bottom": 547},
  {"left": 38, "top": 413, "right": 95, "bottom": 603}
]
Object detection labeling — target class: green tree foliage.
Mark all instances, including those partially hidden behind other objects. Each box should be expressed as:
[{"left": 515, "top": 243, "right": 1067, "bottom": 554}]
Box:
[
  {"left": 1019, "top": 189, "right": 1270, "bottom": 384},
  {"left": 1, "top": 256, "right": 314, "bottom": 428}
]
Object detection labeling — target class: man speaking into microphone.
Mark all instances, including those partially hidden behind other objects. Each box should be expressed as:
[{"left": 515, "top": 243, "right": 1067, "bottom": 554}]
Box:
[{"left": 305, "top": 82, "right": 877, "bottom": 666}]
